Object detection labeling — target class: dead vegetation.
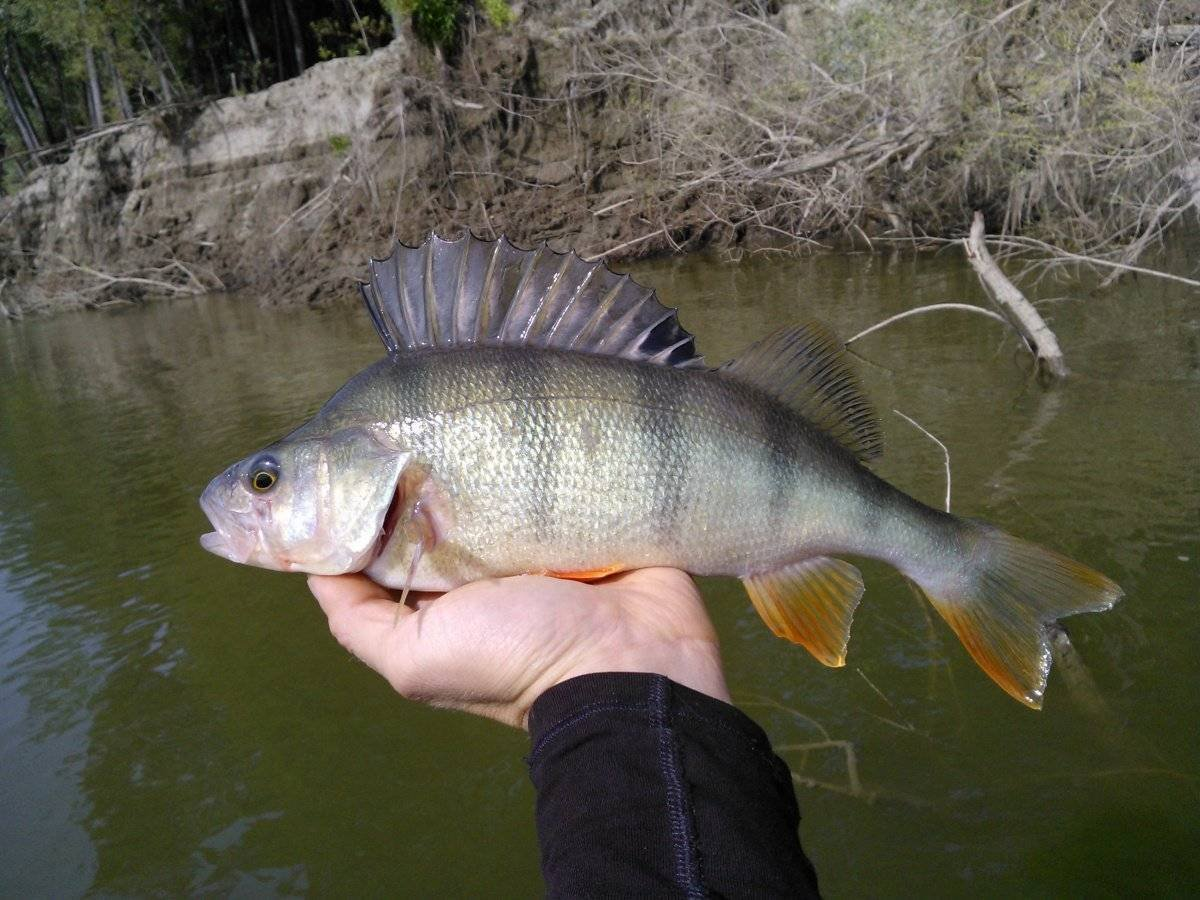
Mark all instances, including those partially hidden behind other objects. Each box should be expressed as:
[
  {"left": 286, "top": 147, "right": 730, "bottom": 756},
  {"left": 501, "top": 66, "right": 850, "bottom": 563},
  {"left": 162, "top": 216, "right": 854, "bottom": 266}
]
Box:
[
  {"left": 284, "top": 0, "right": 1198, "bottom": 283},
  {"left": 3, "top": 0, "right": 1198, "bottom": 314},
  {"left": 3, "top": 255, "right": 223, "bottom": 317}
]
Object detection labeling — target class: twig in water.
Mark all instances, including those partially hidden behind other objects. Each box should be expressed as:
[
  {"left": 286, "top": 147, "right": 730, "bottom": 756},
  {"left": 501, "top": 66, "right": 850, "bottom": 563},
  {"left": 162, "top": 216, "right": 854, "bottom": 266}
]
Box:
[
  {"left": 855, "top": 667, "right": 921, "bottom": 736},
  {"left": 775, "top": 739, "right": 864, "bottom": 796},
  {"left": 846, "top": 302, "right": 1012, "bottom": 345},
  {"left": 989, "top": 235, "right": 1200, "bottom": 289},
  {"left": 892, "top": 409, "right": 951, "bottom": 512}
]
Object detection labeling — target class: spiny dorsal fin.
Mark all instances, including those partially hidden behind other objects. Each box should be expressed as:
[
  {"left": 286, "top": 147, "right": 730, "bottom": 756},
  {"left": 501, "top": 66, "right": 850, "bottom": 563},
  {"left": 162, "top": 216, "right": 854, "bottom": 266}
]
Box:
[
  {"left": 720, "top": 322, "right": 883, "bottom": 462},
  {"left": 358, "top": 233, "right": 704, "bottom": 368}
]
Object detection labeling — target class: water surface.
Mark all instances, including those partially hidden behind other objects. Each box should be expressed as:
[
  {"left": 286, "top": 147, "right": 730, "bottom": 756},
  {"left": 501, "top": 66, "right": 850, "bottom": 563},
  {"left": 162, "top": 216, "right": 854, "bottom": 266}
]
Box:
[{"left": 1, "top": 247, "right": 1196, "bottom": 896}]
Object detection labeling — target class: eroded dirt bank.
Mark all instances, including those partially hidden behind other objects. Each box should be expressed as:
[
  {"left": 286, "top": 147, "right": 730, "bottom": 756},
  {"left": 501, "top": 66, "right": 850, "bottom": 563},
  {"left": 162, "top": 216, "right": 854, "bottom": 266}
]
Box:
[{"left": 2, "top": 1, "right": 1196, "bottom": 316}]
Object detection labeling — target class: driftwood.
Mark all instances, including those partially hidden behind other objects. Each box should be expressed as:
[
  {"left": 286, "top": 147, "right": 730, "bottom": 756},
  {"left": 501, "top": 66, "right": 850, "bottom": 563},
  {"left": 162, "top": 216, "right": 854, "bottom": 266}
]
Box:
[
  {"left": 963, "top": 211, "right": 1068, "bottom": 380},
  {"left": 0, "top": 277, "right": 14, "bottom": 319}
]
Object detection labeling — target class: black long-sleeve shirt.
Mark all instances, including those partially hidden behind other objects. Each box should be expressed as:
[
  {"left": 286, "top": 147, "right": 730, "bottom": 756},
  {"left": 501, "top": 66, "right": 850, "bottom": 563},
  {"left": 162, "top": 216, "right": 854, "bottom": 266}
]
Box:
[{"left": 526, "top": 673, "right": 820, "bottom": 898}]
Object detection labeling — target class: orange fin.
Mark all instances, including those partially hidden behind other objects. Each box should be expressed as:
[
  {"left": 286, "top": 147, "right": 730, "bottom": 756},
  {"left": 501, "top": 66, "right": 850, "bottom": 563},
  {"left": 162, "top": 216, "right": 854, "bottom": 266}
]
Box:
[
  {"left": 915, "top": 525, "right": 1122, "bottom": 709},
  {"left": 742, "top": 557, "right": 864, "bottom": 667},
  {"left": 547, "top": 565, "right": 626, "bottom": 582}
]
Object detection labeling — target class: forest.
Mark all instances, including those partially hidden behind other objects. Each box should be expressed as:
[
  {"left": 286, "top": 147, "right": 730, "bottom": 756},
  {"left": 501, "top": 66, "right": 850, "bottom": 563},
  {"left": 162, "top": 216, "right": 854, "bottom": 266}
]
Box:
[{"left": 0, "top": 0, "right": 410, "bottom": 171}]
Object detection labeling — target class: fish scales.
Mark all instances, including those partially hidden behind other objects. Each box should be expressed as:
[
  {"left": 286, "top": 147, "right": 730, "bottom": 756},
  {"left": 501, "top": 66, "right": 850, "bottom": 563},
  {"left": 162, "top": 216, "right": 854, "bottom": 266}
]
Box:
[{"left": 346, "top": 346, "right": 851, "bottom": 589}]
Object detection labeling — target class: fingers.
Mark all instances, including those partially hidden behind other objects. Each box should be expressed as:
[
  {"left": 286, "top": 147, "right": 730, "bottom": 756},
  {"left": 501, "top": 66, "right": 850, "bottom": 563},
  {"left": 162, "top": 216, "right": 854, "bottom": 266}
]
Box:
[
  {"left": 308, "top": 573, "right": 407, "bottom": 618},
  {"left": 307, "top": 574, "right": 415, "bottom": 678}
]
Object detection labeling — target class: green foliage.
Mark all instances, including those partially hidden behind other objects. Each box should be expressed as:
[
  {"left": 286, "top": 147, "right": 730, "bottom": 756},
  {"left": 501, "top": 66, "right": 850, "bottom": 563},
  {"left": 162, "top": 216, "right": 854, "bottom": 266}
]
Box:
[
  {"left": 392, "top": 0, "right": 513, "bottom": 54},
  {"left": 478, "top": 0, "right": 513, "bottom": 29},
  {"left": 399, "top": 0, "right": 462, "bottom": 53},
  {"left": 327, "top": 133, "right": 352, "bottom": 155},
  {"left": 311, "top": 14, "right": 393, "bottom": 62},
  {"left": 0, "top": 0, "right": 411, "bottom": 191}
]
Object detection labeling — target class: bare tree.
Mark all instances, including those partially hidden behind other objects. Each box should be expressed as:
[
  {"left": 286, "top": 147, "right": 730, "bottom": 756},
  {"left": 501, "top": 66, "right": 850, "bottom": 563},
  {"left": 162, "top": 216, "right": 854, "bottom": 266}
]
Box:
[
  {"left": 237, "top": 0, "right": 262, "bottom": 82},
  {"left": 282, "top": 0, "right": 305, "bottom": 76},
  {"left": 0, "top": 59, "right": 40, "bottom": 153},
  {"left": 104, "top": 44, "right": 133, "bottom": 120},
  {"left": 78, "top": 0, "right": 105, "bottom": 128},
  {"left": 9, "top": 37, "right": 51, "bottom": 143}
]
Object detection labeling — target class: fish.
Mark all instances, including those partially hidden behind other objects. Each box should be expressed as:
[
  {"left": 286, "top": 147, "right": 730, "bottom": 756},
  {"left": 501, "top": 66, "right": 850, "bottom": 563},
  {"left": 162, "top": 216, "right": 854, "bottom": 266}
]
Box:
[{"left": 199, "top": 234, "right": 1122, "bottom": 708}]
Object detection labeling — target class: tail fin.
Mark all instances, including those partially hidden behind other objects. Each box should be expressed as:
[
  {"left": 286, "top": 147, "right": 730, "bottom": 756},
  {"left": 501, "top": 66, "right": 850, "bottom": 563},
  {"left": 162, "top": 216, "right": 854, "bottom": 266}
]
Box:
[{"left": 914, "top": 522, "right": 1122, "bottom": 708}]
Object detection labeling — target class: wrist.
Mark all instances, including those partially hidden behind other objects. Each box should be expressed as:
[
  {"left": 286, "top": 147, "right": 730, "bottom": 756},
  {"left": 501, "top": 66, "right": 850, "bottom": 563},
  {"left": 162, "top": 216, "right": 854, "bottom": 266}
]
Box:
[{"left": 553, "top": 636, "right": 731, "bottom": 705}]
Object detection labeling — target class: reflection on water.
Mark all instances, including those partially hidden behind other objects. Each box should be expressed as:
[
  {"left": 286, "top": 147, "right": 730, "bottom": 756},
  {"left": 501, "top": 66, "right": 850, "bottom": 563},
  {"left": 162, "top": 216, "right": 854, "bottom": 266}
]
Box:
[{"left": 1, "top": 248, "right": 1197, "bottom": 896}]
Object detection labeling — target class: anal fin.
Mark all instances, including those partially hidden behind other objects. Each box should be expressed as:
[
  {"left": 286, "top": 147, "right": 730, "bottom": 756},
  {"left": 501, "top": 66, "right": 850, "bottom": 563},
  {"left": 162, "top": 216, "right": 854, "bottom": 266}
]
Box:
[{"left": 743, "top": 557, "right": 865, "bottom": 667}]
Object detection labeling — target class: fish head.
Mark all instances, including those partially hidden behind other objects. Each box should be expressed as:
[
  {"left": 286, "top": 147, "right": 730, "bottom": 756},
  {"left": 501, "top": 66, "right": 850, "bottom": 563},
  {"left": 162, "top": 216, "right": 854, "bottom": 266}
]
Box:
[{"left": 200, "top": 426, "right": 409, "bottom": 574}]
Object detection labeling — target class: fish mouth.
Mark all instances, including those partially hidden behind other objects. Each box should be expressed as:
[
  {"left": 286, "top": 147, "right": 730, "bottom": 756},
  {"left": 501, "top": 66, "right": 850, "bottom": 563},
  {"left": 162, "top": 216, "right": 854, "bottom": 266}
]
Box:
[
  {"left": 199, "top": 528, "right": 254, "bottom": 563},
  {"left": 199, "top": 479, "right": 257, "bottom": 564}
]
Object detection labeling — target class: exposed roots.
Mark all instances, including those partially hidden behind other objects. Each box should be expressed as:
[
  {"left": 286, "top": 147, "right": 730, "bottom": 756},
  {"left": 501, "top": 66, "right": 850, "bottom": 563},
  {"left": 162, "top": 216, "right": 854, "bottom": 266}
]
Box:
[{"left": 4, "top": 0, "right": 1197, "bottom": 313}]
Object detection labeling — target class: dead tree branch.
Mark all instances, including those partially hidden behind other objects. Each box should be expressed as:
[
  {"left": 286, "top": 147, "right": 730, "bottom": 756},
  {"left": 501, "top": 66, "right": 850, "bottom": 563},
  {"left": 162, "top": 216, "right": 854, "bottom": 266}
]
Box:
[
  {"left": 963, "top": 212, "right": 1069, "bottom": 380},
  {"left": 846, "top": 302, "right": 1012, "bottom": 345}
]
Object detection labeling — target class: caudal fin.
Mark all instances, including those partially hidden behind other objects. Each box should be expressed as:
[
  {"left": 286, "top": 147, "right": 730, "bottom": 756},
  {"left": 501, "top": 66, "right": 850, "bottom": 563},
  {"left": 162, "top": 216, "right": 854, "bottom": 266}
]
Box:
[{"left": 915, "top": 523, "right": 1122, "bottom": 708}]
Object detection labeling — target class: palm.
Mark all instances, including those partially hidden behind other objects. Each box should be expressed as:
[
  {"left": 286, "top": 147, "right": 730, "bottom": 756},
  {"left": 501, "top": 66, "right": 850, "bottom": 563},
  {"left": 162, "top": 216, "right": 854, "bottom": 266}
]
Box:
[{"left": 309, "top": 568, "right": 728, "bottom": 728}]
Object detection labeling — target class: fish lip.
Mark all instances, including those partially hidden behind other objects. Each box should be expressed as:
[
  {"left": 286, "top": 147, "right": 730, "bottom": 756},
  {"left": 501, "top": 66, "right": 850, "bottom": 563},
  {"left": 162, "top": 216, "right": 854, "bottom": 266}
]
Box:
[
  {"left": 200, "top": 529, "right": 241, "bottom": 560},
  {"left": 199, "top": 477, "right": 256, "bottom": 563}
]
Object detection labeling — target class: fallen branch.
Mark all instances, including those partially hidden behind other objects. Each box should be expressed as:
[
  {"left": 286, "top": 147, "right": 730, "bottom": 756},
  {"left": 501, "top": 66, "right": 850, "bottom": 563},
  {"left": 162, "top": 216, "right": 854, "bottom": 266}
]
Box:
[
  {"left": 963, "top": 212, "right": 1069, "bottom": 380},
  {"left": 50, "top": 254, "right": 219, "bottom": 300},
  {"left": 845, "top": 302, "right": 1011, "bottom": 345},
  {"left": 893, "top": 410, "right": 952, "bottom": 512},
  {"left": 990, "top": 234, "right": 1200, "bottom": 289},
  {"left": 595, "top": 228, "right": 668, "bottom": 259}
]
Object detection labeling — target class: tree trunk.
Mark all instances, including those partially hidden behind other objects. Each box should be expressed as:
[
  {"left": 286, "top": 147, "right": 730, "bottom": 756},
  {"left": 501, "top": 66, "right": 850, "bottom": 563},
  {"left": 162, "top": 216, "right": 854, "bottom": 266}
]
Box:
[
  {"left": 272, "top": 0, "right": 286, "bottom": 79},
  {"left": 138, "top": 30, "right": 174, "bottom": 104},
  {"left": 82, "top": 44, "right": 105, "bottom": 127},
  {"left": 9, "top": 39, "right": 51, "bottom": 143},
  {"left": 963, "top": 211, "right": 1069, "bottom": 380},
  {"left": 1, "top": 64, "right": 41, "bottom": 153},
  {"left": 104, "top": 47, "right": 134, "bottom": 119},
  {"left": 283, "top": 0, "right": 305, "bottom": 75},
  {"left": 345, "top": 0, "right": 372, "bottom": 52},
  {"left": 49, "top": 47, "right": 76, "bottom": 142},
  {"left": 79, "top": 0, "right": 105, "bottom": 127},
  {"left": 141, "top": 20, "right": 181, "bottom": 104},
  {"left": 238, "top": 0, "right": 262, "bottom": 74},
  {"left": 386, "top": 1, "right": 404, "bottom": 41}
]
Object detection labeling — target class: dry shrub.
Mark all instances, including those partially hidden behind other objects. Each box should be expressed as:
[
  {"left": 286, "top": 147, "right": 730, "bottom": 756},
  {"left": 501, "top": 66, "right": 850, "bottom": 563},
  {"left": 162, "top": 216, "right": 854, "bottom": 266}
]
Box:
[
  {"left": 539, "top": 0, "right": 1199, "bottom": 261},
  {"left": 213, "top": 0, "right": 1200, "bottom": 309},
  {"left": 23, "top": 0, "right": 1190, "bottom": 314}
]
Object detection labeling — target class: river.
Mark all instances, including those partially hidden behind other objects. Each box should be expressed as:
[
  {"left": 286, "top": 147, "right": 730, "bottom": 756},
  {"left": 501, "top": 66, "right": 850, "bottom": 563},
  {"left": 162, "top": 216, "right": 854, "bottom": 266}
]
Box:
[{"left": 1, "top": 245, "right": 1196, "bottom": 896}]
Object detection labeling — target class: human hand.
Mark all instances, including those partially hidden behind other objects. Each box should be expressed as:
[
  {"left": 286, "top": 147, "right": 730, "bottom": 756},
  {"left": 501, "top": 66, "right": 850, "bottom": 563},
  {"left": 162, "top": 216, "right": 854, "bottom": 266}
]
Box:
[{"left": 307, "top": 568, "right": 730, "bottom": 729}]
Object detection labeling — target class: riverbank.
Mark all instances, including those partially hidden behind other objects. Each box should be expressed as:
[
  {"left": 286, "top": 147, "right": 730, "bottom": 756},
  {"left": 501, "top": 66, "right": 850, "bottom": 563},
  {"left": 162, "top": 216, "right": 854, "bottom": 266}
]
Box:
[{"left": 1, "top": 1, "right": 1196, "bottom": 317}]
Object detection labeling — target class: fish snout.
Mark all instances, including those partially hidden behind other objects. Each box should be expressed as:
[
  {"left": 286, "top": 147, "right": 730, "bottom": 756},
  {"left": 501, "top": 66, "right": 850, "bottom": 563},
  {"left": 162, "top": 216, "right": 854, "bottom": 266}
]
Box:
[{"left": 199, "top": 468, "right": 257, "bottom": 563}]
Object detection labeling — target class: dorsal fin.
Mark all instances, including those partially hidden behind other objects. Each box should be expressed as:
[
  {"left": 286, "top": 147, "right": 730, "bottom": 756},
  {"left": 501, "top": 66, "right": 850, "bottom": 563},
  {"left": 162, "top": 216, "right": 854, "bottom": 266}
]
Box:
[
  {"left": 720, "top": 322, "right": 883, "bottom": 462},
  {"left": 358, "top": 233, "right": 704, "bottom": 368}
]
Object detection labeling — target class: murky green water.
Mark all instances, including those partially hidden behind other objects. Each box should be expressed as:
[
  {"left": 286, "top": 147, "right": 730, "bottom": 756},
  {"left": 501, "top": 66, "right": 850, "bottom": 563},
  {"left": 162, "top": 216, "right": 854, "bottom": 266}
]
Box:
[{"left": 1, "top": 247, "right": 1197, "bottom": 897}]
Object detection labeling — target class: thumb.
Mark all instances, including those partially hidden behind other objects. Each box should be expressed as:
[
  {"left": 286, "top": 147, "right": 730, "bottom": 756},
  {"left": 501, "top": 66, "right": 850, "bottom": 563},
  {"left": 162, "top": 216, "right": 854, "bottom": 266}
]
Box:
[{"left": 308, "top": 574, "right": 415, "bottom": 681}]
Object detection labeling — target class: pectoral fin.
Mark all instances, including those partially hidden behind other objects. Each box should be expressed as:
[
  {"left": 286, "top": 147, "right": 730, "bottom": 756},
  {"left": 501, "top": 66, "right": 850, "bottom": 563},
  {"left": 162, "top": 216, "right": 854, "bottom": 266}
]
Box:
[
  {"left": 742, "top": 557, "right": 865, "bottom": 667},
  {"left": 546, "top": 565, "right": 626, "bottom": 581}
]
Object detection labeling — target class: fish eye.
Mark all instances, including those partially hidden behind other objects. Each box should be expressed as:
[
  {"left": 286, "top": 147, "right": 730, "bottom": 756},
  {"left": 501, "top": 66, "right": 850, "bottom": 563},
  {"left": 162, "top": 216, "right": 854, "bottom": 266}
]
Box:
[{"left": 248, "top": 457, "right": 280, "bottom": 493}]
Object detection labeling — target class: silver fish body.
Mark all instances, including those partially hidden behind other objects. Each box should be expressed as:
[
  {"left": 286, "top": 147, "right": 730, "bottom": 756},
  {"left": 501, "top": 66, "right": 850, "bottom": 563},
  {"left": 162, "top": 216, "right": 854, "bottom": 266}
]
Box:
[{"left": 292, "top": 346, "right": 940, "bottom": 591}]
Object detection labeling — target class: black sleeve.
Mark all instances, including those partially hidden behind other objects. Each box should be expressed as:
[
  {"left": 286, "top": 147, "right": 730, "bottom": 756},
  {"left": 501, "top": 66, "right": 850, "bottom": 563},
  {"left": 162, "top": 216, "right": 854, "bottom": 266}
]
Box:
[{"left": 526, "top": 672, "right": 820, "bottom": 898}]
